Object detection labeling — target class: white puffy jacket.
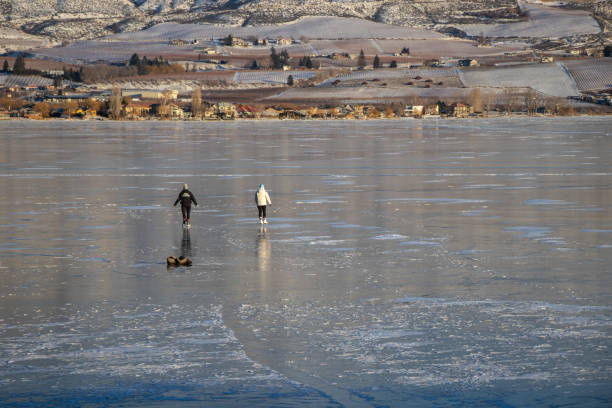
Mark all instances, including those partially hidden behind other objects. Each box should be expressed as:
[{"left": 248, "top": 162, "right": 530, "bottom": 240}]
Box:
[{"left": 255, "top": 189, "right": 272, "bottom": 206}]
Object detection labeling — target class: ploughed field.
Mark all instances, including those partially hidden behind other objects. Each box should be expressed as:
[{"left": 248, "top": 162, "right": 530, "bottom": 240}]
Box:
[{"left": 0, "top": 118, "right": 611, "bottom": 407}]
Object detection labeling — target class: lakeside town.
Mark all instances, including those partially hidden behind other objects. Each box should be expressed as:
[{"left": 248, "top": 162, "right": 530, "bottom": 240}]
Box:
[
  {"left": 1, "top": 47, "right": 610, "bottom": 121},
  {"left": 1, "top": 2, "right": 611, "bottom": 121}
]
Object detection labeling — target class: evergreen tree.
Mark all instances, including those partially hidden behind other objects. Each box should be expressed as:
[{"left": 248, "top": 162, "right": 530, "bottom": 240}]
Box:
[
  {"left": 401, "top": 47, "right": 410, "bottom": 55},
  {"left": 270, "top": 47, "right": 281, "bottom": 69},
  {"left": 357, "top": 49, "right": 366, "bottom": 68},
  {"left": 305, "top": 56, "right": 313, "bottom": 69},
  {"left": 373, "top": 55, "right": 381, "bottom": 69},
  {"left": 250, "top": 60, "right": 259, "bottom": 70},
  {"left": 280, "top": 49, "right": 290, "bottom": 67},
  {"left": 287, "top": 75, "right": 294, "bottom": 86},
  {"left": 13, "top": 54, "right": 26, "bottom": 74},
  {"left": 605, "top": 45, "right": 612, "bottom": 57},
  {"left": 223, "top": 34, "right": 233, "bottom": 46},
  {"left": 2, "top": 60, "right": 8, "bottom": 72},
  {"left": 389, "top": 60, "right": 398, "bottom": 68},
  {"left": 129, "top": 53, "right": 140, "bottom": 66}
]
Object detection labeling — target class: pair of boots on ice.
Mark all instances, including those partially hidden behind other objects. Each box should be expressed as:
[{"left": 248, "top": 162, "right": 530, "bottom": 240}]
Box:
[{"left": 255, "top": 184, "right": 272, "bottom": 224}]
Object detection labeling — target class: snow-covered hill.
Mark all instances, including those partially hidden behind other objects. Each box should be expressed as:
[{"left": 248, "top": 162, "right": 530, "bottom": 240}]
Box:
[
  {"left": 0, "top": 0, "right": 607, "bottom": 44},
  {"left": 0, "top": 0, "right": 521, "bottom": 41}
]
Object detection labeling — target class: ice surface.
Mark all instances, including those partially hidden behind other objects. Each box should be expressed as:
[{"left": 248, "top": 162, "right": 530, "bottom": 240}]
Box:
[{"left": 0, "top": 117, "right": 611, "bottom": 406}]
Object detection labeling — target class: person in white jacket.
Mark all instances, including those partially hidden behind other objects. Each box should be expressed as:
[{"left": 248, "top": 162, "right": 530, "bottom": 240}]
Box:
[{"left": 254, "top": 184, "right": 272, "bottom": 224}]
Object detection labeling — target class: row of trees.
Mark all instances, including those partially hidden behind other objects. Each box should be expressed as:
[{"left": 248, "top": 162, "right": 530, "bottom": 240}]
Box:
[
  {"left": 262, "top": 49, "right": 399, "bottom": 71},
  {"left": 1, "top": 54, "right": 186, "bottom": 84},
  {"left": 357, "top": 50, "right": 397, "bottom": 69},
  {"left": 270, "top": 47, "right": 290, "bottom": 69},
  {"left": 78, "top": 55, "right": 186, "bottom": 83},
  {"left": 1, "top": 55, "right": 44, "bottom": 76}
]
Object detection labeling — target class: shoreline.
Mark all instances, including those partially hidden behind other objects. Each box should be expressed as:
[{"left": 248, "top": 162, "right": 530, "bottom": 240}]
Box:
[{"left": 1, "top": 113, "right": 611, "bottom": 122}]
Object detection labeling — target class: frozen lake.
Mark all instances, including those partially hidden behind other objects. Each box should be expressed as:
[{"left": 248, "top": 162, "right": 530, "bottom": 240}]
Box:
[{"left": 1, "top": 117, "right": 611, "bottom": 407}]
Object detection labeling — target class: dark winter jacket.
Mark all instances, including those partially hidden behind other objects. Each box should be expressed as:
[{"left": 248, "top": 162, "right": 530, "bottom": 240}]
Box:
[{"left": 174, "top": 189, "right": 198, "bottom": 207}]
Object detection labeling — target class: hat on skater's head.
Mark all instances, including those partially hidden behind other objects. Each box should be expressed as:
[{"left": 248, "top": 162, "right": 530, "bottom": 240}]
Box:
[
  {"left": 184, "top": 183, "right": 189, "bottom": 190},
  {"left": 259, "top": 184, "right": 264, "bottom": 190}
]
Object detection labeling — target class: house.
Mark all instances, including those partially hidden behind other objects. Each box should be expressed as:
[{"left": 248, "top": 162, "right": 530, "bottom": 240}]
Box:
[
  {"left": 203, "top": 105, "right": 219, "bottom": 119},
  {"left": 198, "top": 47, "right": 217, "bottom": 55},
  {"left": 366, "top": 107, "right": 383, "bottom": 119},
  {"left": 230, "top": 37, "right": 251, "bottom": 47},
  {"left": 279, "top": 109, "right": 307, "bottom": 119},
  {"left": 424, "top": 104, "right": 440, "bottom": 116},
  {"left": 458, "top": 59, "right": 478, "bottom": 67},
  {"left": 152, "top": 103, "right": 183, "bottom": 118},
  {"left": 262, "top": 107, "right": 281, "bottom": 119},
  {"left": 124, "top": 102, "right": 152, "bottom": 118},
  {"left": 331, "top": 53, "right": 351, "bottom": 60},
  {"left": 44, "top": 93, "right": 97, "bottom": 103},
  {"left": 237, "top": 104, "right": 257, "bottom": 118},
  {"left": 540, "top": 56, "right": 554, "bottom": 63},
  {"left": 123, "top": 89, "right": 178, "bottom": 100},
  {"left": 216, "top": 102, "right": 236, "bottom": 119},
  {"left": 167, "top": 104, "right": 184, "bottom": 119},
  {"left": 404, "top": 105, "right": 424, "bottom": 117},
  {"left": 277, "top": 38, "right": 293, "bottom": 45},
  {"left": 450, "top": 103, "right": 473, "bottom": 118},
  {"left": 327, "top": 107, "right": 342, "bottom": 118}
]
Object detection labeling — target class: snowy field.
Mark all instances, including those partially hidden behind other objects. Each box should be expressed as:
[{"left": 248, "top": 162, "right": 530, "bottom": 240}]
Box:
[
  {"left": 375, "top": 39, "right": 520, "bottom": 58},
  {"left": 459, "top": 62, "right": 578, "bottom": 97},
  {"left": 267, "top": 86, "right": 499, "bottom": 103},
  {"left": 563, "top": 58, "right": 612, "bottom": 91},
  {"left": 320, "top": 68, "right": 461, "bottom": 85},
  {"left": 33, "top": 40, "right": 197, "bottom": 64},
  {"left": 457, "top": 2, "right": 600, "bottom": 38},
  {"left": 1, "top": 118, "right": 611, "bottom": 407},
  {"left": 308, "top": 38, "right": 516, "bottom": 59}
]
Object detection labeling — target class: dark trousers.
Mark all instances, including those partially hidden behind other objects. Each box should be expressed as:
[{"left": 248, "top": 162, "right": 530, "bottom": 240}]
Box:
[
  {"left": 181, "top": 205, "right": 191, "bottom": 222},
  {"left": 257, "top": 205, "right": 266, "bottom": 218}
]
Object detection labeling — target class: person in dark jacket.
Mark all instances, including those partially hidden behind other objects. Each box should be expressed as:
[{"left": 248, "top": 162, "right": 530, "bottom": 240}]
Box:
[{"left": 173, "top": 183, "right": 198, "bottom": 225}]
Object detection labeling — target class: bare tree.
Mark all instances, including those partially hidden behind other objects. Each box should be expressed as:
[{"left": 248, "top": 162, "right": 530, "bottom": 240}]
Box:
[
  {"left": 483, "top": 90, "right": 495, "bottom": 115},
  {"left": 191, "top": 87, "right": 202, "bottom": 118},
  {"left": 503, "top": 88, "right": 521, "bottom": 115},
  {"left": 33, "top": 102, "right": 51, "bottom": 118},
  {"left": 157, "top": 90, "right": 173, "bottom": 119},
  {"left": 468, "top": 88, "right": 483, "bottom": 113},
  {"left": 109, "top": 85, "right": 122, "bottom": 119},
  {"left": 85, "top": 98, "right": 102, "bottom": 114},
  {"left": 523, "top": 88, "right": 538, "bottom": 116},
  {"left": 63, "top": 100, "right": 78, "bottom": 118}
]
